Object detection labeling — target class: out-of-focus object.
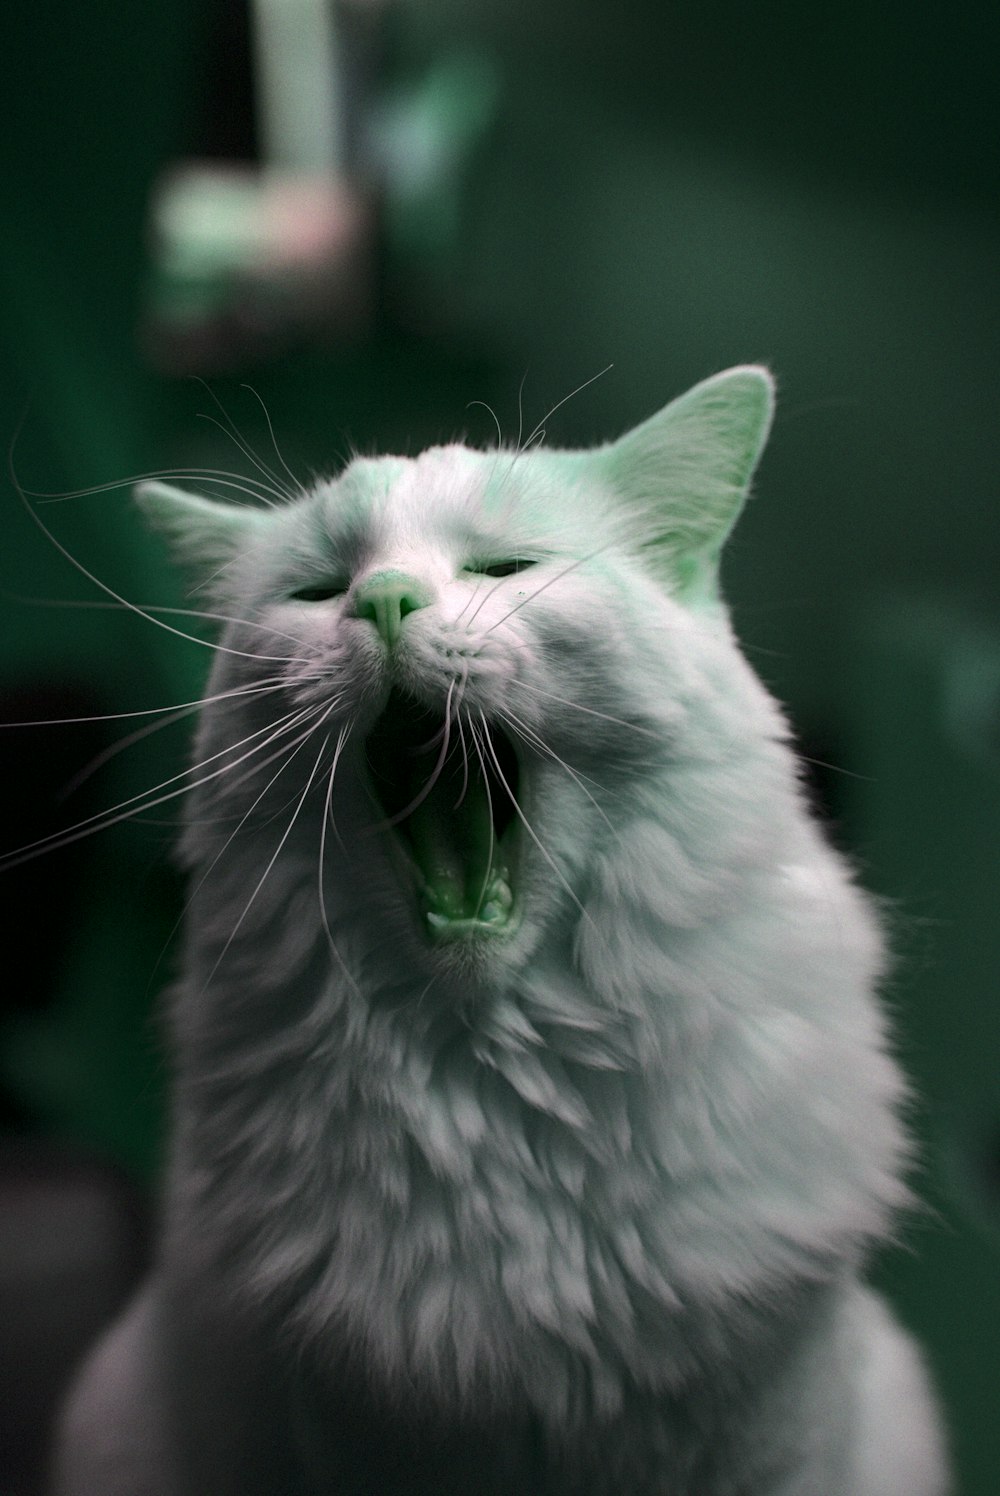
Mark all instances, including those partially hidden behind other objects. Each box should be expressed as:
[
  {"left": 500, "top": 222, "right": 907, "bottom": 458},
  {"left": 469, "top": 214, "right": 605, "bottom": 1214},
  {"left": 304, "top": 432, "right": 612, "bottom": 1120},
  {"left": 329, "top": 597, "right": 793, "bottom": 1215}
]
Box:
[{"left": 145, "top": 0, "right": 376, "bottom": 370}]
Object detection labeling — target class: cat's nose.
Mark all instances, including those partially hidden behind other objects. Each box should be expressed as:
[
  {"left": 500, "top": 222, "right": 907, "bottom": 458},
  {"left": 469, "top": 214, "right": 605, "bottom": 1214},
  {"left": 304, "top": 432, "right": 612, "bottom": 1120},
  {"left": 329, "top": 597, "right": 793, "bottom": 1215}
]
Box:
[{"left": 349, "top": 570, "right": 431, "bottom": 649}]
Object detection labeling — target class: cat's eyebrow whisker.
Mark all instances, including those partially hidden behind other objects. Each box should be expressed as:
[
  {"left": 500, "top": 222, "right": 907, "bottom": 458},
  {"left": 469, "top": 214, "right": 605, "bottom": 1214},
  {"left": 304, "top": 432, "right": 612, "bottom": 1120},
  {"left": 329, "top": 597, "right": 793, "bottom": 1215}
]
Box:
[
  {"left": 192, "top": 379, "right": 296, "bottom": 504},
  {"left": 29, "top": 470, "right": 286, "bottom": 507},
  {"left": 239, "top": 384, "right": 302, "bottom": 497},
  {"left": 8, "top": 460, "right": 310, "bottom": 666},
  {"left": 477, "top": 711, "right": 597, "bottom": 935},
  {"left": 139, "top": 605, "right": 312, "bottom": 656},
  {"left": 519, "top": 363, "right": 614, "bottom": 453},
  {"left": 451, "top": 578, "right": 486, "bottom": 628},
  {"left": 506, "top": 678, "right": 660, "bottom": 739},
  {"left": 200, "top": 733, "right": 331, "bottom": 997},
  {"left": 466, "top": 398, "right": 503, "bottom": 450}
]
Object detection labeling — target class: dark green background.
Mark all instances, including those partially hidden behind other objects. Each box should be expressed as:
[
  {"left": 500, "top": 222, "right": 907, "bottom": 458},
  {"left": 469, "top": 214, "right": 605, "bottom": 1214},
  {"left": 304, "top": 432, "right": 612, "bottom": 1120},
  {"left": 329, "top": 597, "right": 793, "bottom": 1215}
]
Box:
[{"left": 2, "top": 2, "right": 997, "bottom": 1491}]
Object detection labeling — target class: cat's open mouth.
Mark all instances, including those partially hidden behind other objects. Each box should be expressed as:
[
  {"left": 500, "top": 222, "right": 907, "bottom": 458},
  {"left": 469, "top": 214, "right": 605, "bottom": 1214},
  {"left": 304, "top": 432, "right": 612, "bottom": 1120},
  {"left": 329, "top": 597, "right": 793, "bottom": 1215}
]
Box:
[{"left": 365, "top": 690, "right": 520, "bottom": 940}]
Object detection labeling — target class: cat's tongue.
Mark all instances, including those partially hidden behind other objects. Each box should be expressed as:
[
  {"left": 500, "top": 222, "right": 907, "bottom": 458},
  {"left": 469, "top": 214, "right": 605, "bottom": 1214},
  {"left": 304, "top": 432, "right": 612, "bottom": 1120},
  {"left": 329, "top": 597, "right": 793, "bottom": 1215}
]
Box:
[{"left": 406, "top": 768, "right": 513, "bottom": 929}]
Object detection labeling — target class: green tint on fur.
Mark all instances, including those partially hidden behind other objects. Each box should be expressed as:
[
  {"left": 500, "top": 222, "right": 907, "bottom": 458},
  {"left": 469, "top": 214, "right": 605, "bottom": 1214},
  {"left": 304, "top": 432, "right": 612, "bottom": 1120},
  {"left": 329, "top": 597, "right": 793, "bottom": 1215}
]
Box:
[{"left": 597, "top": 365, "right": 774, "bottom": 603}]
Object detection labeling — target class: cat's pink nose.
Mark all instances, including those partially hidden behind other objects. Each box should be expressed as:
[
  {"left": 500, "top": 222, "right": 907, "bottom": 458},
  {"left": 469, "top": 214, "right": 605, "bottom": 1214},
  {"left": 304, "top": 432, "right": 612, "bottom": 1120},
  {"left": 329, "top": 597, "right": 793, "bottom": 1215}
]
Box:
[{"left": 349, "top": 570, "right": 431, "bottom": 649}]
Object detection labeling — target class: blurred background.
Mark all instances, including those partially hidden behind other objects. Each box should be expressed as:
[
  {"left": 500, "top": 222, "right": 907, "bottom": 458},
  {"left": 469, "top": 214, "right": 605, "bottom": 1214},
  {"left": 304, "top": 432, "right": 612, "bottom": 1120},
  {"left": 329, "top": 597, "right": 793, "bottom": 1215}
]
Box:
[{"left": 1, "top": 1, "right": 997, "bottom": 1491}]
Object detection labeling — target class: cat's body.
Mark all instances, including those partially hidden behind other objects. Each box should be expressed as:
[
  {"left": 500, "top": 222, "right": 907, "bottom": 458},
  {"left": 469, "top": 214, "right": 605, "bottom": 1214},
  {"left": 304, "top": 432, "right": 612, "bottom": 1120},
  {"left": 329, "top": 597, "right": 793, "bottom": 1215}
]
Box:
[{"left": 52, "top": 369, "right": 948, "bottom": 1494}]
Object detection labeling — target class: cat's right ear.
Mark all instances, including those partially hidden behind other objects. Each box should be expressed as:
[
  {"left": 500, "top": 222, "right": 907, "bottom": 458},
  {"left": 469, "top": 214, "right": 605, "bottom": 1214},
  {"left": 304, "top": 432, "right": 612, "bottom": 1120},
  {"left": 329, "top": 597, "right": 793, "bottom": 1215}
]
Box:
[
  {"left": 135, "top": 482, "right": 268, "bottom": 580},
  {"left": 595, "top": 366, "right": 775, "bottom": 606}
]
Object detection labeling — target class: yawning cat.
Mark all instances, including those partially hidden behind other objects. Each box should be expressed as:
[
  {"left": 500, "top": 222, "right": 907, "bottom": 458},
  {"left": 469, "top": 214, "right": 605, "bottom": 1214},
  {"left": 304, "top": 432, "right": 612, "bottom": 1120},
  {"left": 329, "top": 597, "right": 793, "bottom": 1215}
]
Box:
[{"left": 52, "top": 367, "right": 948, "bottom": 1494}]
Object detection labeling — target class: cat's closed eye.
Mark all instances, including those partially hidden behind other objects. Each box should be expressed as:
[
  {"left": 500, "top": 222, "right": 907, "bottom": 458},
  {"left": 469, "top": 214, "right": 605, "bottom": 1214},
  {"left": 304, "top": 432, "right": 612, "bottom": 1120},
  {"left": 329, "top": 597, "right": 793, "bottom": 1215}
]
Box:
[
  {"left": 465, "top": 558, "right": 538, "bottom": 579},
  {"left": 289, "top": 582, "right": 349, "bottom": 602}
]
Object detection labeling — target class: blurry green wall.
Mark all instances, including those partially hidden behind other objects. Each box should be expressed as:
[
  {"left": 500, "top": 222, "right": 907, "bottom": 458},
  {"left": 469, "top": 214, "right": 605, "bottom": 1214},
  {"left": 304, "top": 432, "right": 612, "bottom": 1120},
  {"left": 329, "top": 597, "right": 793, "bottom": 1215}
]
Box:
[{"left": 1, "top": 1, "right": 997, "bottom": 1490}]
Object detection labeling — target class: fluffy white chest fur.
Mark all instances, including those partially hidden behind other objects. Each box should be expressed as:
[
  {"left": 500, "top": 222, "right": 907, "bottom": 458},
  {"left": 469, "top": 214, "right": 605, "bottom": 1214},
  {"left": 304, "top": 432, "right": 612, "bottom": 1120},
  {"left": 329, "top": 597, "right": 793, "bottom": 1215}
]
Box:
[{"left": 53, "top": 368, "right": 949, "bottom": 1495}]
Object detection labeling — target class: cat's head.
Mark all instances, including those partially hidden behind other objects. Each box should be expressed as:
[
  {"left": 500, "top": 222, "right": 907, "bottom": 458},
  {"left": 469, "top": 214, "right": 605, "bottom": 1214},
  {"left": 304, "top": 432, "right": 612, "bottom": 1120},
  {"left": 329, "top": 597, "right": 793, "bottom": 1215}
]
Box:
[{"left": 138, "top": 367, "right": 774, "bottom": 968}]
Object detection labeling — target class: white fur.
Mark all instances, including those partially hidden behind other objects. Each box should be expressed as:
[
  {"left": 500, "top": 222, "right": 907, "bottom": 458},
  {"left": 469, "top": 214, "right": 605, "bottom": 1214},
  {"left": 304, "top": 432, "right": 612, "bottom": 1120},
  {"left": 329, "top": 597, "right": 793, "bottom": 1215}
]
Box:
[{"left": 53, "top": 371, "right": 948, "bottom": 1494}]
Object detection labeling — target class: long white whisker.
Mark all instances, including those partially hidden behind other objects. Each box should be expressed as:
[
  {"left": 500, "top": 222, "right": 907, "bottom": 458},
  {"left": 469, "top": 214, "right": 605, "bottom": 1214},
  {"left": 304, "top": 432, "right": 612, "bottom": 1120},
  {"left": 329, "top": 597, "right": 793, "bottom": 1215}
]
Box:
[
  {"left": 29, "top": 472, "right": 288, "bottom": 506},
  {"left": 467, "top": 721, "right": 497, "bottom": 918},
  {"left": 1, "top": 676, "right": 293, "bottom": 731},
  {"left": 462, "top": 573, "right": 511, "bottom": 630},
  {"left": 318, "top": 724, "right": 361, "bottom": 995},
  {"left": 452, "top": 577, "right": 488, "bottom": 628},
  {"left": 466, "top": 398, "right": 503, "bottom": 449},
  {"left": 146, "top": 709, "right": 339, "bottom": 989},
  {"left": 201, "top": 733, "right": 331, "bottom": 993},
  {"left": 376, "top": 680, "right": 456, "bottom": 830},
  {"left": 7, "top": 452, "right": 303, "bottom": 666},
  {"left": 193, "top": 379, "right": 296, "bottom": 503},
  {"left": 451, "top": 667, "right": 471, "bottom": 808},
  {"left": 7, "top": 592, "right": 316, "bottom": 664},
  {"left": 507, "top": 677, "right": 660, "bottom": 738},
  {"left": 0, "top": 701, "right": 321, "bottom": 869},
  {"left": 478, "top": 711, "right": 595, "bottom": 932},
  {"left": 483, "top": 542, "right": 619, "bottom": 635},
  {"left": 515, "top": 370, "right": 528, "bottom": 455},
  {"left": 240, "top": 383, "right": 303, "bottom": 496},
  {"left": 520, "top": 363, "right": 613, "bottom": 451},
  {"left": 499, "top": 707, "right": 615, "bottom": 829},
  {"left": 199, "top": 700, "right": 344, "bottom": 809}
]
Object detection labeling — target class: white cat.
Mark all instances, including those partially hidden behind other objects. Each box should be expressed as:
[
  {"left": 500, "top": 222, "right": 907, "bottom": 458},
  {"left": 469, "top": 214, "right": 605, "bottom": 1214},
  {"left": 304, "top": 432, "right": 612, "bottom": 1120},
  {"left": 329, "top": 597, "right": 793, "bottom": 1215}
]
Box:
[{"left": 52, "top": 367, "right": 948, "bottom": 1494}]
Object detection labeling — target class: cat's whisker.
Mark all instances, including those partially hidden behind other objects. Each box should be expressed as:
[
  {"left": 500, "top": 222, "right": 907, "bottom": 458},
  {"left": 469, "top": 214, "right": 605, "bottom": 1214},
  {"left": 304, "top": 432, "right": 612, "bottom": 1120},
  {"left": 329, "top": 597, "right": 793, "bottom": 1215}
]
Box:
[
  {"left": 318, "top": 723, "right": 362, "bottom": 997},
  {"left": 466, "top": 399, "right": 503, "bottom": 450},
  {"left": 192, "top": 379, "right": 297, "bottom": 505},
  {"left": 205, "top": 701, "right": 344, "bottom": 810},
  {"left": 199, "top": 731, "right": 332, "bottom": 998},
  {"left": 140, "top": 606, "right": 312, "bottom": 656},
  {"left": 467, "top": 719, "right": 497, "bottom": 920},
  {"left": 240, "top": 384, "right": 303, "bottom": 497},
  {"left": 518, "top": 363, "right": 614, "bottom": 454},
  {"left": 497, "top": 708, "right": 616, "bottom": 830},
  {"left": 29, "top": 470, "right": 286, "bottom": 507},
  {"left": 461, "top": 573, "right": 511, "bottom": 630},
  {"left": 1, "top": 676, "right": 293, "bottom": 733},
  {"left": 4, "top": 591, "right": 315, "bottom": 667},
  {"left": 476, "top": 711, "right": 596, "bottom": 934},
  {"left": 144, "top": 707, "right": 341, "bottom": 992},
  {"left": 515, "top": 370, "right": 527, "bottom": 454},
  {"left": 451, "top": 576, "right": 493, "bottom": 629},
  {"left": 450, "top": 671, "right": 472, "bottom": 810},
  {"left": 375, "top": 685, "right": 455, "bottom": 831},
  {"left": 483, "top": 541, "right": 621, "bottom": 635},
  {"left": 506, "top": 678, "right": 660, "bottom": 739},
  {"left": 9, "top": 487, "right": 319, "bottom": 669},
  {"left": 0, "top": 700, "right": 322, "bottom": 870},
  {"left": 58, "top": 704, "right": 211, "bottom": 804}
]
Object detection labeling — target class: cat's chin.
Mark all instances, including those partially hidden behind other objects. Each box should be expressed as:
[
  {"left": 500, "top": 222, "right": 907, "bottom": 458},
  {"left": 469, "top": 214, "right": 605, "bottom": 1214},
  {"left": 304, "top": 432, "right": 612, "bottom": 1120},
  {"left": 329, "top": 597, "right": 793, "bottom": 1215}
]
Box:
[{"left": 364, "top": 689, "right": 522, "bottom": 948}]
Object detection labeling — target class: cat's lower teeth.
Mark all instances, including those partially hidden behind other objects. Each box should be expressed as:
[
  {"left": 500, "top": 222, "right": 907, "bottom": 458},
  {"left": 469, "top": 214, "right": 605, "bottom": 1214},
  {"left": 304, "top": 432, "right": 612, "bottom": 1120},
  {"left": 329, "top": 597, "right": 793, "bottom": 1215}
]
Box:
[{"left": 424, "top": 870, "right": 513, "bottom": 934}]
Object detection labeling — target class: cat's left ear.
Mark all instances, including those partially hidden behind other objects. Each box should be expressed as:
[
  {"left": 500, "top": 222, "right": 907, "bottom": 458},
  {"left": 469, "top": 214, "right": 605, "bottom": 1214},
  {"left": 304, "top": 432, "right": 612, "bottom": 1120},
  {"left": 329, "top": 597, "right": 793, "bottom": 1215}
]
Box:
[{"left": 597, "top": 365, "right": 774, "bottom": 605}]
